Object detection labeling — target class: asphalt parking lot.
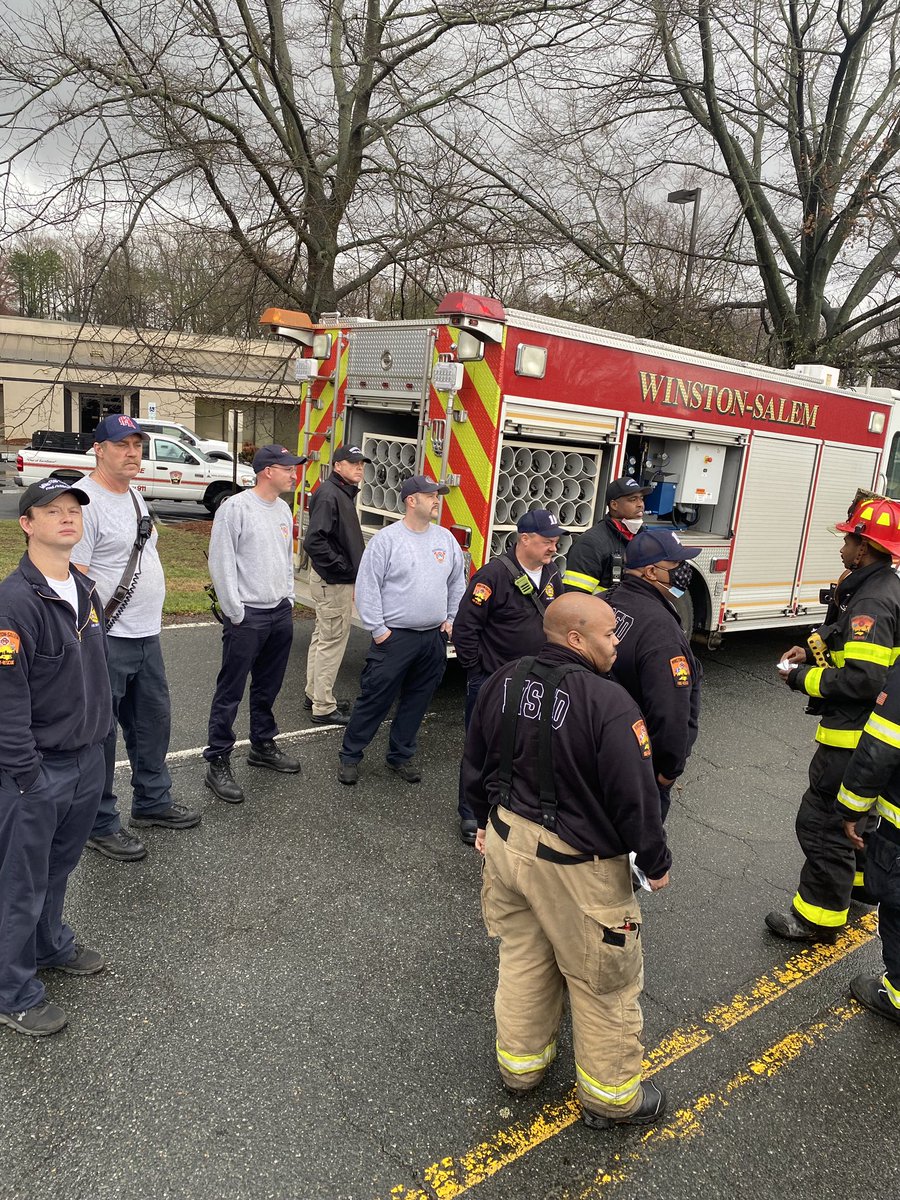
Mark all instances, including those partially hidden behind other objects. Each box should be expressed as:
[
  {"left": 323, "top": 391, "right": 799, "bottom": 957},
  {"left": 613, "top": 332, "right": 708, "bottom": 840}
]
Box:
[{"left": 1, "top": 615, "right": 899, "bottom": 1200}]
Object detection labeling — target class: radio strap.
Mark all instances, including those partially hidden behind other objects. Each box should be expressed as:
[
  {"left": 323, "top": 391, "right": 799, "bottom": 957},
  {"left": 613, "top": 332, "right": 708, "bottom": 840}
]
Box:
[
  {"left": 104, "top": 490, "right": 153, "bottom": 628},
  {"left": 497, "top": 554, "right": 547, "bottom": 621}
]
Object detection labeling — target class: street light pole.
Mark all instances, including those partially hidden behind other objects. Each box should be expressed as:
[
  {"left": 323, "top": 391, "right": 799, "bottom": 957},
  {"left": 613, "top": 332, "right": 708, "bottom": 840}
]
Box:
[{"left": 667, "top": 187, "right": 702, "bottom": 300}]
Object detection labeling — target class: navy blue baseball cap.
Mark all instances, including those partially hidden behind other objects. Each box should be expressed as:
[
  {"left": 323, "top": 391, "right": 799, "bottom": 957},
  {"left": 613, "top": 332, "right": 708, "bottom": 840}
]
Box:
[
  {"left": 94, "top": 414, "right": 149, "bottom": 443},
  {"left": 400, "top": 474, "right": 450, "bottom": 500},
  {"left": 606, "top": 476, "right": 653, "bottom": 503},
  {"left": 625, "top": 528, "right": 702, "bottom": 568},
  {"left": 252, "top": 444, "right": 308, "bottom": 472},
  {"left": 517, "top": 509, "right": 567, "bottom": 537}
]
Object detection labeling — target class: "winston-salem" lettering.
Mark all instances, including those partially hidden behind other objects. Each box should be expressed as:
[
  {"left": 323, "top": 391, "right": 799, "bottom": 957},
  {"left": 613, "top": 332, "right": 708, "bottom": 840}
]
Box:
[{"left": 639, "top": 371, "right": 819, "bottom": 429}]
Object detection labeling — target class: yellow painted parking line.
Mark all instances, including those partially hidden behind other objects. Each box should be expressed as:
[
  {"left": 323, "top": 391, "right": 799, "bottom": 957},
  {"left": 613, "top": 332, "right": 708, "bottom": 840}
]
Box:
[
  {"left": 574, "top": 1002, "right": 862, "bottom": 1198},
  {"left": 383, "top": 913, "right": 877, "bottom": 1200}
]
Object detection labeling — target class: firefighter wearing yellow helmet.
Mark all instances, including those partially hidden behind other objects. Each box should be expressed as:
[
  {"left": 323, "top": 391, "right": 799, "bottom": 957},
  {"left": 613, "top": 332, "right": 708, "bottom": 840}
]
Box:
[{"left": 767, "top": 496, "right": 900, "bottom": 943}]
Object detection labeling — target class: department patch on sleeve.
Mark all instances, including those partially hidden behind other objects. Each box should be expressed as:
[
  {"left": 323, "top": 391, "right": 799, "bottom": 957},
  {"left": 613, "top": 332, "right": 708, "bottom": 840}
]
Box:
[
  {"left": 0, "top": 630, "right": 20, "bottom": 667},
  {"left": 471, "top": 583, "right": 492, "bottom": 606},
  {"left": 632, "top": 719, "right": 652, "bottom": 758},
  {"left": 670, "top": 655, "right": 691, "bottom": 687},
  {"left": 850, "top": 614, "right": 875, "bottom": 640}
]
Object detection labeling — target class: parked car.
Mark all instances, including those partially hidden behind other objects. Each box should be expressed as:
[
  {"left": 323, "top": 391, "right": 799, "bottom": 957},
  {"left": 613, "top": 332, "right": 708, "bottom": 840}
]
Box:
[
  {"left": 137, "top": 419, "right": 233, "bottom": 460},
  {"left": 18, "top": 431, "right": 255, "bottom": 512}
]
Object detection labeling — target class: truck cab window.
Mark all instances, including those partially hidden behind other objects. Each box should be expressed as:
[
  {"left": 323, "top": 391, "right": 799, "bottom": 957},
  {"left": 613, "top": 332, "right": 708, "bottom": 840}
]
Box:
[{"left": 156, "top": 439, "right": 194, "bottom": 465}]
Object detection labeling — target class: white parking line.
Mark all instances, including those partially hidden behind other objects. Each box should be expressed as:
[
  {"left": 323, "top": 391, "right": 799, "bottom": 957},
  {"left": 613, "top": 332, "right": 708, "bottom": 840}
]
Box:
[{"left": 114, "top": 724, "right": 341, "bottom": 768}]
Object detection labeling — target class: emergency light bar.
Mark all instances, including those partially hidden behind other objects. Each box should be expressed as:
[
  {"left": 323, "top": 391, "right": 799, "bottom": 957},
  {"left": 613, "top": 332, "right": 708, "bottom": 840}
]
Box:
[
  {"left": 437, "top": 292, "right": 505, "bottom": 344},
  {"left": 259, "top": 307, "right": 316, "bottom": 347}
]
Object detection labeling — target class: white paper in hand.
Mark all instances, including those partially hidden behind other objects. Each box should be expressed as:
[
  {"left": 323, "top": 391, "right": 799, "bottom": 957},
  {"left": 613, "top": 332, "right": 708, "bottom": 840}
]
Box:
[{"left": 630, "top": 852, "right": 651, "bottom": 892}]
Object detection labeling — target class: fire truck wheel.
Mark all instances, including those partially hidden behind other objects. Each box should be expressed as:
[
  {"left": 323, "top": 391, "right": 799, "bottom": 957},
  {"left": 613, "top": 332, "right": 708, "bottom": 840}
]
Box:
[{"left": 670, "top": 589, "right": 694, "bottom": 636}]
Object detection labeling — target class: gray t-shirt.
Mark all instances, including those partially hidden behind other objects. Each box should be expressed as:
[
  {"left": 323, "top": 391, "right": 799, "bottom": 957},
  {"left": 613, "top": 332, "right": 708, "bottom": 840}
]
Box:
[
  {"left": 354, "top": 520, "right": 466, "bottom": 639},
  {"left": 71, "top": 477, "right": 166, "bottom": 638},
  {"left": 207, "top": 489, "right": 295, "bottom": 623}
]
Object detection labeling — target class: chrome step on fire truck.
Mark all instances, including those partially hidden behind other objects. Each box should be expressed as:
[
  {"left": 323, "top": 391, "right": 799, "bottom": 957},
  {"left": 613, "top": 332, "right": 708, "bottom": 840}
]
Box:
[{"left": 261, "top": 294, "right": 900, "bottom": 647}]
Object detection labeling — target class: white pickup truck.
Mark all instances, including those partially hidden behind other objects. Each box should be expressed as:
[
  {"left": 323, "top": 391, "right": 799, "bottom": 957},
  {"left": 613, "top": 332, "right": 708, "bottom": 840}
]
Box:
[{"left": 16, "top": 431, "right": 256, "bottom": 513}]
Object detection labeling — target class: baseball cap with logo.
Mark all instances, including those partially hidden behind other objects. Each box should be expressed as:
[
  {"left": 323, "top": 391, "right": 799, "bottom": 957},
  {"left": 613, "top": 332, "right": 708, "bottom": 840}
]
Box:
[
  {"left": 517, "top": 509, "right": 567, "bottom": 537},
  {"left": 624, "top": 528, "right": 702, "bottom": 568},
  {"left": 332, "top": 445, "right": 372, "bottom": 464},
  {"left": 251, "top": 444, "right": 309, "bottom": 472},
  {"left": 19, "top": 476, "right": 90, "bottom": 517},
  {"left": 94, "top": 414, "right": 150, "bottom": 443},
  {"left": 399, "top": 474, "right": 450, "bottom": 500},
  {"left": 606, "top": 476, "right": 653, "bottom": 504}
]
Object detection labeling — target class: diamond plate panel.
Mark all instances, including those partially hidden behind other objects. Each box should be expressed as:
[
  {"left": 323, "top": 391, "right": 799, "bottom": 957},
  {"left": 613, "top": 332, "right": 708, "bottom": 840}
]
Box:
[{"left": 346, "top": 326, "right": 433, "bottom": 385}]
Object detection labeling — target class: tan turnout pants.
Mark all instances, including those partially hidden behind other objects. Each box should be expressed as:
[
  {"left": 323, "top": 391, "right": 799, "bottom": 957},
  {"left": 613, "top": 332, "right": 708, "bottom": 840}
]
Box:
[
  {"left": 481, "top": 808, "right": 645, "bottom": 1118},
  {"left": 305, "top": 572, "right": 354, "bottom": 717}
]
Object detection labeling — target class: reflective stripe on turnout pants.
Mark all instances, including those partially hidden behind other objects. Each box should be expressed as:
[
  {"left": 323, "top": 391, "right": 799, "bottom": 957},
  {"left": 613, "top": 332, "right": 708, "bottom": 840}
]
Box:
[
  {"left": 481, "top": 808, "right": 645, "bottom": 1118},
  {"left": 794, "top": 744, "right": 871, "bottom": 929}
]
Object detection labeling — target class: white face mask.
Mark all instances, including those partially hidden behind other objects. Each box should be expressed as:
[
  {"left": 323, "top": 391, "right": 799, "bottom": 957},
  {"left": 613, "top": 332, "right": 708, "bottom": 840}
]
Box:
[{"left": 622, "top": 517, "right": 644, "bottom": 534}]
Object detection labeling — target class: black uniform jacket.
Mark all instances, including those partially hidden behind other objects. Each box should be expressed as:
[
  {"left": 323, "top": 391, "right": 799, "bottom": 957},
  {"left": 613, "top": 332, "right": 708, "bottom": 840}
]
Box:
[
  {"left": 789, "top": 561, "right": 900, "bottom": 749},
  {"left": 0, "top": 554, "right": 112, "bottom": 792},
  {"left": 303, "top": 474, "right": 365, "bottom": 584},
  {"left": 836, "top": 659, "right": 900, "bottom": 842},
  {"left": 452, "top": 550, "right": 562, "bottom": 676},
  {"left": 605, "top": 575, "right": 702, "bottom": 781},
  {"left": 563, "top": 516, "right": 632, "bottom": 594},
  {"left": 461, "top": 643, "right": 671, "bottom": 878}
]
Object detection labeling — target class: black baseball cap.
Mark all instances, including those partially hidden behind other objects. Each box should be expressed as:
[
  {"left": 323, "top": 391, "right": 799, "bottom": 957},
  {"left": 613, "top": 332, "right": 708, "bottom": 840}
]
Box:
[
  {"left": 19, "top": 477, "right": 90, "bottom": 517},
  {"left": 606, "top": 476, "right": 653, "bottom": 503},
  {"left": 94, "top": 414, "right": 149, "bottom": 443},
  {"left": 252, "top": 444, "right": 309, "bottom": 472},
  {"left": 399, "top": 474, "right": 450, "bottom": 500},
  {"left": 517, "top": 509, "right": 567, "bottom": 537},
  {"left": 624, "top": 528, "right": 702, "bottom": 568},
  {"left": 332, "top": 445, "right": 372, "bottom": 464}
]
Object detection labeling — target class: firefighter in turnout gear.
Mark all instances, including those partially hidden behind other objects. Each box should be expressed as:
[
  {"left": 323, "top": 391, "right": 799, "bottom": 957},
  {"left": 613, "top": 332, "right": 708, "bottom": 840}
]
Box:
[
  {"left": 462, "top": 593, "right": 671, "bottom": 1130},
  {"left": 837, "top": 670, "right": 900, "bottom": 1025},
  {"left": 563, "top": 477, "right": 652, "bottom": 594},
  {"left": 766, "top": 496, "right": 900, "bottom": 943}
]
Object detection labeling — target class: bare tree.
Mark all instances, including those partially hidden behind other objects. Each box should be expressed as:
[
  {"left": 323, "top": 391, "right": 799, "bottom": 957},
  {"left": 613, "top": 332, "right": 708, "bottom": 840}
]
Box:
[
  {"left": 0, "top": 0, "right": 608, "bottom": 319},
  {"left": 634, "top": 0, "right": 900, "bottom": 372}
]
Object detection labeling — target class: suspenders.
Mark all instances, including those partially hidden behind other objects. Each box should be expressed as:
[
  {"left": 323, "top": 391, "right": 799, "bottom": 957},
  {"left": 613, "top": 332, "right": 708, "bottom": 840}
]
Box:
[{"left": 497, "top": 656, "right": 589, "bottom": 833}]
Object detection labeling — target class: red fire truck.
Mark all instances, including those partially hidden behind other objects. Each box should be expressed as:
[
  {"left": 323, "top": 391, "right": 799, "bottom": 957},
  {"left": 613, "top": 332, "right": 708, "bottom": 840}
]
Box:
[{"left": 261, "top": 294, "right": 900, "bottom": 646}]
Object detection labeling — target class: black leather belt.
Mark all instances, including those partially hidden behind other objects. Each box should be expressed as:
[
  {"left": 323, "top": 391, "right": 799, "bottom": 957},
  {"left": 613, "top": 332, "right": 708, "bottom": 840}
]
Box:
[{"left": 489, "top": 806, "right": 594, "bottom": 865}]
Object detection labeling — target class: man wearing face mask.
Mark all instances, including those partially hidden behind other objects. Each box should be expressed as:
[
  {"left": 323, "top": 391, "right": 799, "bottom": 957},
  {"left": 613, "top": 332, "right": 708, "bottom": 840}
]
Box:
[
  {"left": 605, "top": 528, "right": 703, "bottom": 821},
  {"left": 767, "top": 496, "right": 900, "bottom": 944},
  {"left": 563, "top": 477, "right": 652, "bottom": 595}
]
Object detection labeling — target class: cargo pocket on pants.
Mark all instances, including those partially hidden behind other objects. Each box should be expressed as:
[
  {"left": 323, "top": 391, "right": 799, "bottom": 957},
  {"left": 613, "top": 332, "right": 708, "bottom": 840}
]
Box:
[{"left": 582, "top": 903, "right": 642, "bottom": 995}]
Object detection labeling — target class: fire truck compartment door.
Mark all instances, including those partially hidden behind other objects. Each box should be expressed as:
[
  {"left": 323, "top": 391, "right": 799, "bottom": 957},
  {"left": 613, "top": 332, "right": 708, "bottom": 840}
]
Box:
[
  {"left": 625, "top": 418, "right": 742, "bottom": 446},
  {"left": 724, "top": 434, "right": 818, "bottom": 619},
  {"left": 345, "top": 326, "right": 433, "bottom": 406},
  {"left": 503, "top": 397, "right": 619, "bottom": 440},
  {"left": 795, "top": 444, "right": 879, "bottom": 609}
]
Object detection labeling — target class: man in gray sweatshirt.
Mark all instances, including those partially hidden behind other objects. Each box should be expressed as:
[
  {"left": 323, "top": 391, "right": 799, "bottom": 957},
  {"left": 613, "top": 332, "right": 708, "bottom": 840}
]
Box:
[
  {"left": 338, "top": 475, "right": 466, "bottom": 785},
  {"left": 203, "top": 444, "right": 307, "bottom": 803}
]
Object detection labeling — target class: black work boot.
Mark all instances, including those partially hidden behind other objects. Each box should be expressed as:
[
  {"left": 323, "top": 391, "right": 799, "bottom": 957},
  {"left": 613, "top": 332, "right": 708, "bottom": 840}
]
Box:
[
  {"left": 204, "top": 755, "right": 245, "bottom": 803},
  {"left": 764, "top": 909, "right": 838, "bottom": 944},
  {"left": 850, "top": 974, "right": 900, "bottom": 1025},
  {"left": 582, "top": 1081, "right": 667, "bottom": 1130},
  {"left": 247, "top": 739, "right": 301, "bottom": 774}
]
